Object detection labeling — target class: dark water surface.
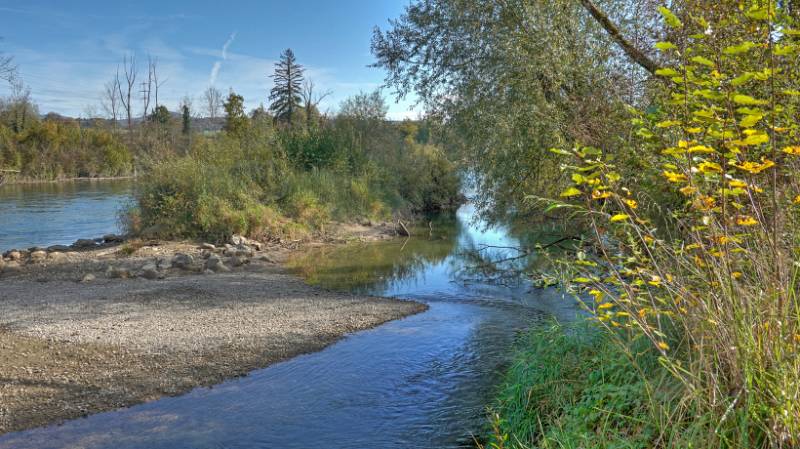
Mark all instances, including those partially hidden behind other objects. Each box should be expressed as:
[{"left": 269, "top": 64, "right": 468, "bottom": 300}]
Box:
[
  {"left": 0, "top": 203, "right": 579, "bottom": 449},
  {"left": 0, "top": 180, "right": 134, "bottom": 252}
]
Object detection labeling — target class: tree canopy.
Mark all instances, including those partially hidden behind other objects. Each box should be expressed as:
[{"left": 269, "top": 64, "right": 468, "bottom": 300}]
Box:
[{"left": 269, "top": 48, "right": 304, "bottom": 125}]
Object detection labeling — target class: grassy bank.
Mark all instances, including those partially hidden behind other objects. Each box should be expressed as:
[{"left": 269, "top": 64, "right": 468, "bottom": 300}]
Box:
[
  {"left": 487, "top": 323, "right": 707, "bottom": 449},
  {"left": 128, "top": 115, "right": 462, "bottom": 243}
]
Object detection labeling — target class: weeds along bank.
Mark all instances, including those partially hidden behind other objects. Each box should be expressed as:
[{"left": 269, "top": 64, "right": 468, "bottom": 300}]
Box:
[
  {"left": 129, "top": 116, "right": 462, "bottom": 243},
  {"left": 485, "top": 3, "right": 800, "bottom": 448}
]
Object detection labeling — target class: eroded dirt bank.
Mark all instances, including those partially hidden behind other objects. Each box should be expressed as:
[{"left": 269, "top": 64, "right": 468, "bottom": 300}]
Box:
[{"left": 0, "top": 223, "right": 425, "bottom": 435}]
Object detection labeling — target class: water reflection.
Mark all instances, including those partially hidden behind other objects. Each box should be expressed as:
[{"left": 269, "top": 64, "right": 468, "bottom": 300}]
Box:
[{"left": 0, "top": 202, "right": 580, "bottom": 449}]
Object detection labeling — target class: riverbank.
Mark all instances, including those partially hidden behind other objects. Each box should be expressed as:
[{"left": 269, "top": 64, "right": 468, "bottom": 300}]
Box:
[
  {"left": 0, "top": 175, "right": 137, "bottom": 186},
  {"left": 0, "top": 223, "right": 426, "bottom": 435}
]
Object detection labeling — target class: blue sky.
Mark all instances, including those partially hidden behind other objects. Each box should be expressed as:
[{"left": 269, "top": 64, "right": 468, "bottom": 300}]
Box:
[{"left": 0, "top": 1, "right": 419, "bottom": 119}]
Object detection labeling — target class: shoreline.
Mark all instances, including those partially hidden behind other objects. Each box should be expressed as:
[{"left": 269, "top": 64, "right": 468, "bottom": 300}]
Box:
[
  {"left": 0, "top": 175, "right": 137, "bottom": 186},
  {"left": 0, "top": 224, "right": 425, "bottom": 436}
]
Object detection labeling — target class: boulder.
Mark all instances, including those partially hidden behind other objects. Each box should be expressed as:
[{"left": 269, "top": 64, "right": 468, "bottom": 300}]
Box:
[
  {"left": 204, "top": 254, "right": 229, "bottom": 272},
  {"left": 199, "top": 243, "right": 216, "bottom": 251},
  {"left": 171, "top": 253, "right": 194, "bottom": 270},
  {"left": 157, "top": 257, "right": 172, "bottom": 270},
  {"left": 231, "top": 235, "right": 262, "bottom": 251},
  {"left": 3, "top": 261, "right": 22, "bottom": 272},
  {"left": 81, "top": 273, "right": 96, "bottom": 283},
  {"left": 28, "top": 246, "right": 47, "bottom": 253},
  {"left": 46, "top": 245, "right": 71, "bottom": 252},
  {"left": 103, "top": 234, "right": 125, "bottom": 243},
  {"left": 29, "top": 250, "right": 47, "bottom": 262},
  {"left": 105, "top": 265, "right": 130, "bottom": 279},
  {"left": 229, "top": 256, "right": 249, "bottom": 267},
  {"left": 73, "top": 239, "right": 98, "bottom": 249},
  {"left": 6, "top": 251, "right": 22, "bottom": 261},
  {"left": 138, "top": 263, "right": 160, "bottom": 280},
  {"left": 48, "top": 252, "right": 67, "bottom": 262}
]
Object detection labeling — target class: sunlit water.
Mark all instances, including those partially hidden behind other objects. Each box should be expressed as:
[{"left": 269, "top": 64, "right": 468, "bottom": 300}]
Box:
[
  {"left": 0, "top": 180, "right": 134, "bottom": 252},
  {"left": 0, "top": 202, "right": 580, "bottom": 449}
]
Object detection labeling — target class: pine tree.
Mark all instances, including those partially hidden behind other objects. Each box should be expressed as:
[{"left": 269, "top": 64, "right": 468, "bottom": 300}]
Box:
[
  {"left": 182, "top": 104, "right": 191, "bottom": 135},
  {"left": 269, "top": 49, "right": 304, "bottom": 125}
]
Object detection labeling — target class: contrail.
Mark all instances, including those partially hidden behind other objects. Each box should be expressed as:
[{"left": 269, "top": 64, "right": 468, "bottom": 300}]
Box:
[{"left": 209, "top": 31, "right": 236, "bottom": 86}]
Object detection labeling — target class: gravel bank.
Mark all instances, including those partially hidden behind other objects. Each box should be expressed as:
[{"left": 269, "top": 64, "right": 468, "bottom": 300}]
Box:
[{"left": 0, "top": 230, "right": 425, "bottom": 435}]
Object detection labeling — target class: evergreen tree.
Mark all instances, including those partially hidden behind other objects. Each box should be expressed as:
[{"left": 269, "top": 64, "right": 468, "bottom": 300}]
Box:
[
  {"left": 181, "top": 104, "right": 191, "bottom": 135},
  {"left": 269, "top": 49, "right": 304, "bottom": 125},
  {"left": 223, "top": 90, "right": 248, "bottom": 136}
]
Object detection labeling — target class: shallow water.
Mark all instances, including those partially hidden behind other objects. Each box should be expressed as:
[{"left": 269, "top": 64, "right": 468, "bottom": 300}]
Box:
[
  {"left": 0, "top": 203, "right": 580, "bottom": 449},
  {"left": 0, "top": 180, "right": 134, "bottom": 252}
]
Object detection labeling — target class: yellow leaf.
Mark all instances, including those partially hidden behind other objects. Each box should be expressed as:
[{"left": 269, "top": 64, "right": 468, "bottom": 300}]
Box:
[
  {"left": 657, "top": 341, "right": 670, "bottom": 351},
  {"left": 783, "top": 146, "right": 800, "bottom": 155},
  {"left": 688, "top": 145, "right": 715, "bottom": 153},
  {"left": 610, "top": 214, "right": 630, "bottom": 223},
  {"left": 794, "top": 195, "right": 800, "bottom": 205},
  {"left": 733, "top": 94, "right": 768, "bottom": 105},
  {"left": 736, "top": 216, "right": 758, "bottom": 226},
  {"left": 625, "top": 199, "right": 638, "bottom": 209},
  {"left": 560, "top": 187, "right": 582, "bottom": 197}
]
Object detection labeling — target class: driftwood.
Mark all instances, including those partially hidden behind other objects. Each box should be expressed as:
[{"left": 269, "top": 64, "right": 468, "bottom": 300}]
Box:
[{"left": 396, "top": 220, "right": 411, "bottom": 237}]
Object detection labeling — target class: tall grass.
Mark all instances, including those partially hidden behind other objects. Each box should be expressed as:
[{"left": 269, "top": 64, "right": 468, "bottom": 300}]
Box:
[
  {"left": 131, "top": 118, "right": 462, "bottom": 242},
  {"left": 494, "top": 3, "right": 800, "bottom": 448}
]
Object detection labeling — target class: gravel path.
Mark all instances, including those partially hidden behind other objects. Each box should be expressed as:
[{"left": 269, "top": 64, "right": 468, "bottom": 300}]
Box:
[{"left": 0, "top": 240, "right": 425, "bottom": 435}]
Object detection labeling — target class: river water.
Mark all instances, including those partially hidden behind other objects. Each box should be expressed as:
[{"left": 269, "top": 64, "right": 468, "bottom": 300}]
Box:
[
  {"left": 0, "top": 180, "right": 134, "bottom": 252},
  {"left": 0, "top": 190, "right": 580, "bottom": 449}
]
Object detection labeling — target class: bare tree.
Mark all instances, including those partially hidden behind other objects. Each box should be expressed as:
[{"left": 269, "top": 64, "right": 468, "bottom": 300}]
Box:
[
  {"left": 203, "top": 86, "right": 223, "bottom": 119},
  {"left": 0, "top": 53, "right": 15, "bottom": 85},
  {"left": 101, "top": 79, "right": 121, "bottom": 127},
  {"left": 116, "top": 55, "right": 137, "bottom": 131},
  {"left": 150, "top": 57, "right": 167, "bottom": 108},
  {"left": 140, "top": 57, "right": 153, "bottom": 120},
  {"left": 300, "top": 80, "right": 331, "bottom": 129}
]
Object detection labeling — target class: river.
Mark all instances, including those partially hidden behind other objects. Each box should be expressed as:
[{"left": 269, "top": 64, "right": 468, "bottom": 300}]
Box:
[
  {"left": 0, "top": 185, "right": 580, "bottom": 449},
  {"left": 0, "top": 180, "right": 134, "bottom": 252}
]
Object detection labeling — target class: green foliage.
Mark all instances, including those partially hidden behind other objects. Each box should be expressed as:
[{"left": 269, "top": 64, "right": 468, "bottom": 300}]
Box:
[
  {"left": 149, "top": 105, "right": 171, "bottom": 126},
  {"left": 223, "top": 90, "right": 249, "bottom": 137},
  {"left": 488, "top": 323, "right": 700, "bottom": 449},
  {"left": 269, "top": 48, "right": 304, "bottom": 125},
  {"left": 0, "top": 119, "right": 132, "bottom": 178}
]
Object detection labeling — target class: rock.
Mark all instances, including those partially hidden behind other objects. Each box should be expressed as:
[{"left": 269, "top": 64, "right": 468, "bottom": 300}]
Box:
[
  {"left": 48, "top": 252, "right": 67, "bottom": 262},
  {"left": 157, "top": 257, "right": 172, "bottom": 270},
  {"left": 199, "top": 243, "right": 216, "bottom": 251},
  {"left": 171, "top": 253, "right": 194, "bottom": 270},
  {"left": 204, "top": 254, "right": 229, "bottom": 272},
  {"left": 3, "top": 261, "right": 21, "bottom": 272},
  {"left": 81, "top": 273, "right": 96, "bottom": 283},
  {"left": 73, "top": 239, "right": 98, "bottom": 249},
  {"left": 28, "top": 246, "right": 47, "bottom": 253},
  {"left": 105, "top": 266, "right": 130, "bottom": 279},
  {"left": 46, "top": 244, "right": 71, "bottom": 252},
  {"left": 231, "top": 235, "right": 262, "bottom": 250},
  {"left": 229, "top": 256, "right": 249, "bottom": 267},
  {"left": 29, "top": 250, "right": 47, "bottom": 262},
  {"left": 103, "top": 234, "right": 125, "bottom": 243},
  {"left": 7, "top": 251, "right": 22, "bottom": 261},
  {"left": 257, "top": 254, "right": 275, "bottom": 263},
  {"left": 201, "top": 250, "right": 213, "bottom": 259},
  {"left": 138, "top": 263, "right": 160, "bottom": 280}
]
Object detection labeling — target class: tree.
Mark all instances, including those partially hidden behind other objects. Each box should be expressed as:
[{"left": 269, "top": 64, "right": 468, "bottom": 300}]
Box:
[
  {"left": 339, "top": 90, "right": 388, "bottom": 122},
  {"left": 115, "top": 55, "right": 137, "bottom": 132},
  {"left": 149, "top": 105, "right": 171, "bottom": 126},
  {"left": 101, "top": 79, "right": 120, "bottom": 127},
  {"left": 371, "top": 0, "right": 655, "bottom": 219},
  {"left": 223, "top": 90, "right": 248, "bottom": 136},
  {"left": 269, "top": 48, "right": 304, "bottom": 125},
  {"left": 182, "top": 104, "right": 191, "bottom": 135},
  {"left": 203, "top": 86, "right": 223, "bottom": 119},
  {"left": 0, "top": 50, "right": 16, "bottom": 85},
  {"left": 300, "top": 80, "right": 331, "bottom": 130}
]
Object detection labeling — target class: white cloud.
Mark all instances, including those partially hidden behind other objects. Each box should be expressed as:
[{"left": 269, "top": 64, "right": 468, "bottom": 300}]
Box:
[{"left": 208, "top": 32, "right": 236, "bottom": 86}]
